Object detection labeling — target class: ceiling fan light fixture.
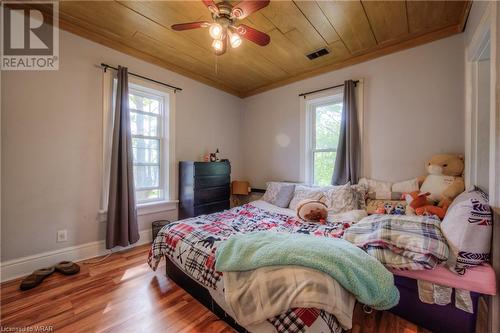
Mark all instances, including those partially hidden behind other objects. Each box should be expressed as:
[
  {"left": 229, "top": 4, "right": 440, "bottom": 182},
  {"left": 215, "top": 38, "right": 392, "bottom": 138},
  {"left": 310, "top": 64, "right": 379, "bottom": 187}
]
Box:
[
  {"left": 229, "top": 32, "right": 242, "bottom": 48},
  {"left": 212, "top": 39, "right": 224, "bottom": 52},
  {"left": 209, "top": 23, "right": 223, "bottom": 39}
]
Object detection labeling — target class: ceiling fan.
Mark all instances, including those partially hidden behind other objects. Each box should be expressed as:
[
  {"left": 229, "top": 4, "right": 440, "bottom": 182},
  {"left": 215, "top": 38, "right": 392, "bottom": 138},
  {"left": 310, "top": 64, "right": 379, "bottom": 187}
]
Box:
[{"left": 171, "top": 0, "right": 271, "bottom": 55}]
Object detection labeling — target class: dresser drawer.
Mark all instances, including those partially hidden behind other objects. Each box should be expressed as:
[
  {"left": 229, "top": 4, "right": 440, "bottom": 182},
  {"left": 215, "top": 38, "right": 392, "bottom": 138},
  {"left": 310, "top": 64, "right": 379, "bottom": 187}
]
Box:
[
  {"left": 195, "top": 175, "right": 230, "bottom": 189},
  {"left": 194, "top": 200, "right": 230, "bottom": 216},
  {"left": 194, "top": 186, "right": 230, "bottom": 205},
  {"left": 194, "top": 162, "right": 230, "bottom": 176}
]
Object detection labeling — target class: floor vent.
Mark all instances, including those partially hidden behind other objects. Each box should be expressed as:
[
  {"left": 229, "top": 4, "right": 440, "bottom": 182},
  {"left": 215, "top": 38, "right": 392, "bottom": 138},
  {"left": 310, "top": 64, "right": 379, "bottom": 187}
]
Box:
[{"left": 306, "top": 48, "right": 330, "bottom": 60}]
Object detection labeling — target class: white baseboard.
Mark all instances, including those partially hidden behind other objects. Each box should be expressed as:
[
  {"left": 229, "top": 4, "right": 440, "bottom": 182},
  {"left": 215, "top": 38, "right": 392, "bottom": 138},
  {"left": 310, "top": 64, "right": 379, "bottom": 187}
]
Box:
[{"left": 0, "top": 229, "right": 152, "bottom": 282}]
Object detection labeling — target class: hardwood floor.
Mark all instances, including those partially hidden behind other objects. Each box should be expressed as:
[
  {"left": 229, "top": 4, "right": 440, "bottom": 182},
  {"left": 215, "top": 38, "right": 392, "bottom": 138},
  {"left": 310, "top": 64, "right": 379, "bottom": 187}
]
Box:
[{"left": 1, "top": 244, "right": 430, "bottom": 333}]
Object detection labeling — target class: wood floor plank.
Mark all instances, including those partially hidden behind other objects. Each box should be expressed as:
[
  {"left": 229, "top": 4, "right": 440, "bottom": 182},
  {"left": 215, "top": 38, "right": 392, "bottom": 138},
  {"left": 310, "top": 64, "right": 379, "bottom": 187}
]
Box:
[{"left": 1, "top": 244, "right": 428, "bottom": 333}]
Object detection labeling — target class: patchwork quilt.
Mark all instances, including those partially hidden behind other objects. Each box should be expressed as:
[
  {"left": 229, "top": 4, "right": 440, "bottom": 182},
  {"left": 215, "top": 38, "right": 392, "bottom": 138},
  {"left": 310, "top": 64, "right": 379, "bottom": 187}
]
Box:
[
  {"left": 148, "top": 204, "right": 354, "bottom": 333},
  {"left": 343, "top": 214, "right": 449, "bottom": 270}
]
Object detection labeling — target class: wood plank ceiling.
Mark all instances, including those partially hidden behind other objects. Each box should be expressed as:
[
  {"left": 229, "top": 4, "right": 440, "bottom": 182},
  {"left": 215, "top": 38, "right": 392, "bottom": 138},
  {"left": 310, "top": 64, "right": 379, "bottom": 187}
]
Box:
[{"left": 43, "top": 1, "right": 471, "bottom": 97}]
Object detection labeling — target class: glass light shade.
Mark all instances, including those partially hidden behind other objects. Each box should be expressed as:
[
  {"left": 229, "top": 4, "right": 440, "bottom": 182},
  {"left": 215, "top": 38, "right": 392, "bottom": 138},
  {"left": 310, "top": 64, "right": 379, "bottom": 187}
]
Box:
[
  {"left": 209, "top": 23, "right": 223, "bottom": 39},
  {"left": 212, "top": 39, "right": 224, "bottom": 52},
  {"left": 230, "top": 33, "right": 242, "bottom": 48}
]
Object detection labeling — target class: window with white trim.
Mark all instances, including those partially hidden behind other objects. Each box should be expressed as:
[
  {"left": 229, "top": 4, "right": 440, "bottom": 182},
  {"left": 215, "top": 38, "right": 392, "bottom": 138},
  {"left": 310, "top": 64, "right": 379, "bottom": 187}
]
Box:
[
  {"left": 305, "top": 91, "right": 343, "bottom": 186},
  {"left": 128, "top": 85, "right": 168, "bottom": 203},
  {"left": 101, "top": 73, "right": 175, "bottom": 212}
]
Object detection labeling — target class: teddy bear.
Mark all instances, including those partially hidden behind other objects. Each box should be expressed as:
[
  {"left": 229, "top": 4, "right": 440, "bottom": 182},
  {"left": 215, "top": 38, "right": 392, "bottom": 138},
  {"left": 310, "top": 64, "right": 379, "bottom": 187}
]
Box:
[
  {"left": 419, "top": 154, "right": 465, "bottom": 202},
  {"left": 412, "top": 154, "right": 465, "bottom": 219}
]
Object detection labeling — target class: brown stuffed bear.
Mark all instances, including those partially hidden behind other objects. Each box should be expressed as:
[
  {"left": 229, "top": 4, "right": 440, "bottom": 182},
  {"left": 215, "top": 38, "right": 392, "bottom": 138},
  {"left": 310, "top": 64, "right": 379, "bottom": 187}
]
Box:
[
  {"left": 417, "top": 154, "right": 465, "bottom": 218},
  {"left": 419, "top": 154, "right": 465, "bottom": 201}
]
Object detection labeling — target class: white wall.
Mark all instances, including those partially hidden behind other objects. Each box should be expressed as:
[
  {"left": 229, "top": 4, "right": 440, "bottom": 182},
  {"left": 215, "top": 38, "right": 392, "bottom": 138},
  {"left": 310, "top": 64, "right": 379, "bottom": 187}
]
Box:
[
  {"left": 241, "top": 35, "right": 465, "bottom": 188},
  {"left": 1, "top": 29, "right": 242, "bottom": 261}
]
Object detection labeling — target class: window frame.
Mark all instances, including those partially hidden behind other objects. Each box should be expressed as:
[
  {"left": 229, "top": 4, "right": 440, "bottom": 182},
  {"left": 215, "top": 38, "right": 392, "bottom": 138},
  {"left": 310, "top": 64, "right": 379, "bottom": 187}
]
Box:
[
  {"left": 128, "top": 83, "right": 167, "bottom": 204},
  {"left": 100, "top": 71, "right": 177, "bottom": 220},
  {"left": 305, "top": 91, "right": 344, "bottom": 185}
]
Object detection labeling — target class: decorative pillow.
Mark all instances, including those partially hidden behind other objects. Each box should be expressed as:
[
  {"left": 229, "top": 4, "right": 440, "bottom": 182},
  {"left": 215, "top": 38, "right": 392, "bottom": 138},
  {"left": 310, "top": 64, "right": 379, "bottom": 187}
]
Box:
[
  {"left": 359, "top": 178, "right": 392, "bottom": 199},
  {"left": 366, "top": 199, "right": 407, "bottom": 215},
  {"left": 288, "top": 186, "right": 326, "bottom": 210},
  {"left": 351, "top": 183, "right": 368, "bottom": 210},
  {"left": 392, "top": 178, "right": 419, "bottom": 193},
  {"left": 323, "top": 184, "right": 357, "bottom": 213},
  {"left": 272, "top": 184, "right": 296, "bottom": 208},
  {"left": 296, "top": 199, "right": 328, "bottom": 222},
  {"left": 262, "top": 182, "right": 297, "bottom": 204},
  {"left": 367, "top": 191, "right": 403, "bottom": 200},
  {"left": 441, "top": 187, "right": 493, "bottom": 275}
]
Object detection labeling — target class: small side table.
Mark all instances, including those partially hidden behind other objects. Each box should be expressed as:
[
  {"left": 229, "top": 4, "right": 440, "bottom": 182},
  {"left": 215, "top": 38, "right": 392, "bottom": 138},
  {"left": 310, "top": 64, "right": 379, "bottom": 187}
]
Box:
[{"left": 152, "top": 220, "right": 170, "bottom": 241}]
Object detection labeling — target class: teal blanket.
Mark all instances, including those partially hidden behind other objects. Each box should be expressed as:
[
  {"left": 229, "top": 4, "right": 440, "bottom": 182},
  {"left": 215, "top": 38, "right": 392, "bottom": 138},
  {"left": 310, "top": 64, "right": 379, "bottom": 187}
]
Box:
[{"left": 215, "top": 232, "right": 399, "bottom": 310}]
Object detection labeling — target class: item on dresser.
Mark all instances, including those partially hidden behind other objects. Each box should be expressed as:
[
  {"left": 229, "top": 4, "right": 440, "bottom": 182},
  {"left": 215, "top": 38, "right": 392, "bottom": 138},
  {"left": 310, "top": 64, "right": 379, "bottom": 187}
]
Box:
[
  {"left": 441, "top": 186, "right": 493, "bottom": 275},
  {"left": 179, "top": 160, "right": 231, "bottom": 218},
  {"left": 152, "top": 220, "right": 170, "bottom": 240}
]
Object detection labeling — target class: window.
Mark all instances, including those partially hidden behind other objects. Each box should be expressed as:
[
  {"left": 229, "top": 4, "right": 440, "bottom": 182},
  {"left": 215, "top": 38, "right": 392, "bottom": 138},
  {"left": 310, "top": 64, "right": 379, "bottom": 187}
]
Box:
[
  {"left": 303, "top": 91, "right": 343, "bottom": 186},
  {"left": 128, "top": 85, "right": 168, "bottom": 203},
  {"left": 101, "top": 73, "right": 175, "bottom": 214}
]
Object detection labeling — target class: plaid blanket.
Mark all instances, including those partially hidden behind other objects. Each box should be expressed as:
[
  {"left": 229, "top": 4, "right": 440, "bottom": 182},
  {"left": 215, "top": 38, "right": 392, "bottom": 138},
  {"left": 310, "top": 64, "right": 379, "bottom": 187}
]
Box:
[
  {"left": 148, "top": 204, "right": 353, "bottom": 333},
  {"left": 343, "top": 215, "right": 449, "bottom": 270}
]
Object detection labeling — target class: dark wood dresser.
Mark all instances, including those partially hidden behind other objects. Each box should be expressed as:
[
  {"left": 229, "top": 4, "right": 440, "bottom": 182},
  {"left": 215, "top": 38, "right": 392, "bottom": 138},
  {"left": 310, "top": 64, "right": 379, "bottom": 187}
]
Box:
[{"left": 179, "top": 160, "right": 231, "bottom": 219}]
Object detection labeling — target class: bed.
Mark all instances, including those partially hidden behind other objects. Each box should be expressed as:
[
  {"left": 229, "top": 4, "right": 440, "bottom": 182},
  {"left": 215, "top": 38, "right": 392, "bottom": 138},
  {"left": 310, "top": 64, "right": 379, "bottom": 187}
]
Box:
[
  {"left": 148, "top": 200, "right": 496, "bottom": 333},
  {"left": 149, "top": 200, "right": 366, "bottom": 333}
]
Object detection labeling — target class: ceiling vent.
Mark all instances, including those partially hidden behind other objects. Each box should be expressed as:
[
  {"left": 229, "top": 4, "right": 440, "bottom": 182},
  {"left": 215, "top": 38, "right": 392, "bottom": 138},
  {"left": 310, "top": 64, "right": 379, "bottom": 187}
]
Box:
[{"left": 306, "top": 48, "right": 330, "bottom": 60}]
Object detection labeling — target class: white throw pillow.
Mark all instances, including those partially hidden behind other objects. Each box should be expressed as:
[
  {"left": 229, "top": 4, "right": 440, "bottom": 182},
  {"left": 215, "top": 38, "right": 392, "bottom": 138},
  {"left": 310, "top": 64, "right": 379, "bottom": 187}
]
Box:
[
  {"left": 392, "top": 178, "right": 419, "bottom": 193},
  {"left": 262, "top": 182, "right": 298, "bottom": 207},
  {"left": 359, "top": 178, "right": 393, "bottom": 199},
  {"left": 441, "top": 187, "right": 493, "bottom": 275},
  {"left": 323, "top": 184, "right": 357, "bottom": 213},
  {"left": 288, "top": 186, "right": 325, "bottom": 210}
]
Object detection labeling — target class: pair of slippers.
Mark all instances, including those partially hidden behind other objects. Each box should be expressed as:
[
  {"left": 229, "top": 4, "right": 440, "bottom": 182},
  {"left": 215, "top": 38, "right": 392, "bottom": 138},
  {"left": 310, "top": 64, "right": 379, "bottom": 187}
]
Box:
[{"left": 20, "top": 261, "right": 80, "bottom": 291}]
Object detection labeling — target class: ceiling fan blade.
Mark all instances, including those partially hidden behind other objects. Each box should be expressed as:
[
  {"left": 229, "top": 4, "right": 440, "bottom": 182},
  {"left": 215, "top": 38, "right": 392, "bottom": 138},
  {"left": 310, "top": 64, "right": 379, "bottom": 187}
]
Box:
[
  {"left": 235, "top": 24, "right": 270, "bottom": 46},
  {"left": 171, "top": 21, "right": 210, "bottom": 31},
  {"left": 232, "top": 0, "right": 270, "bottom": 19},
  {"left": 202, "top": 0, "right": 219, "bottom": 14}
]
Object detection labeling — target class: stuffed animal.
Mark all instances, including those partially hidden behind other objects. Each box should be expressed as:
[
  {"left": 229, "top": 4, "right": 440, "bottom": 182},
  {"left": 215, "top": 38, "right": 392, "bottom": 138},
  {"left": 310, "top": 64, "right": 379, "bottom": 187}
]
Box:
[
  {"left": 296, "top": 199, "right": 328, "bottom": 224},
  {"left": 419, "top": 154, "right": 465, "bottom": 202},
  {"left": 403, "top": 191, "right": 432, "bottom": 215},
  {"left": 393, "top": 202, "right": 406, "bottom": 215},
  {"left": 415, "top": 198, "right": 452, "bottom": 220},
  {"left": 383, "top": 202, "right": 394, "bottom": 214}
]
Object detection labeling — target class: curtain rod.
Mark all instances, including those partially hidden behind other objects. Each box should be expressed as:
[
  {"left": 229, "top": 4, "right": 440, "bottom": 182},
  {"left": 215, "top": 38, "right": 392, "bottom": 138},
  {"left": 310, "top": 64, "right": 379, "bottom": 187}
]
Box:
[
  {"left": 100, "top": 63, "right": 182, "bottom": 92},
  {"left": 298, "top": 80, "right": 359, "bottom": 98}
]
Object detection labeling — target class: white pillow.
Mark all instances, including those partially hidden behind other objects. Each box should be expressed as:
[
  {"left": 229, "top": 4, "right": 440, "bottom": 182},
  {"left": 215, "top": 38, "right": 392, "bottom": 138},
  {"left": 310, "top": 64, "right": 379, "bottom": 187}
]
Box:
[
  {"left": 288, "top": 186, "right": 325, "bottom": 210},
  {"left": 441, "top": 187, "right": 493, "bottom": 275},
  {"left": 323, "top": 184, "right": 357, "bottom": 213},
  {"left": 262, "top": 182, "right": 298, "bottom": 203},
  {"left": 358, "top": 178, "right": 392, "bottom": 199},
  {"left": 392, "top": 178, "right": 419, "bottom": 193}
]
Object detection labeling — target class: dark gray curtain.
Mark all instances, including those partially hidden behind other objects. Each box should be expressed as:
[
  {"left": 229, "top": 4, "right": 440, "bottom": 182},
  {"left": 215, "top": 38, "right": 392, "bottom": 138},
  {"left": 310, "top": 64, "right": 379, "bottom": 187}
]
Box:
[
  {"left": 106, "top": 66, "right": 139, "bottom": 249},
  {"left": 332, "top": 80, "right": 360, "bottom": 185}
]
